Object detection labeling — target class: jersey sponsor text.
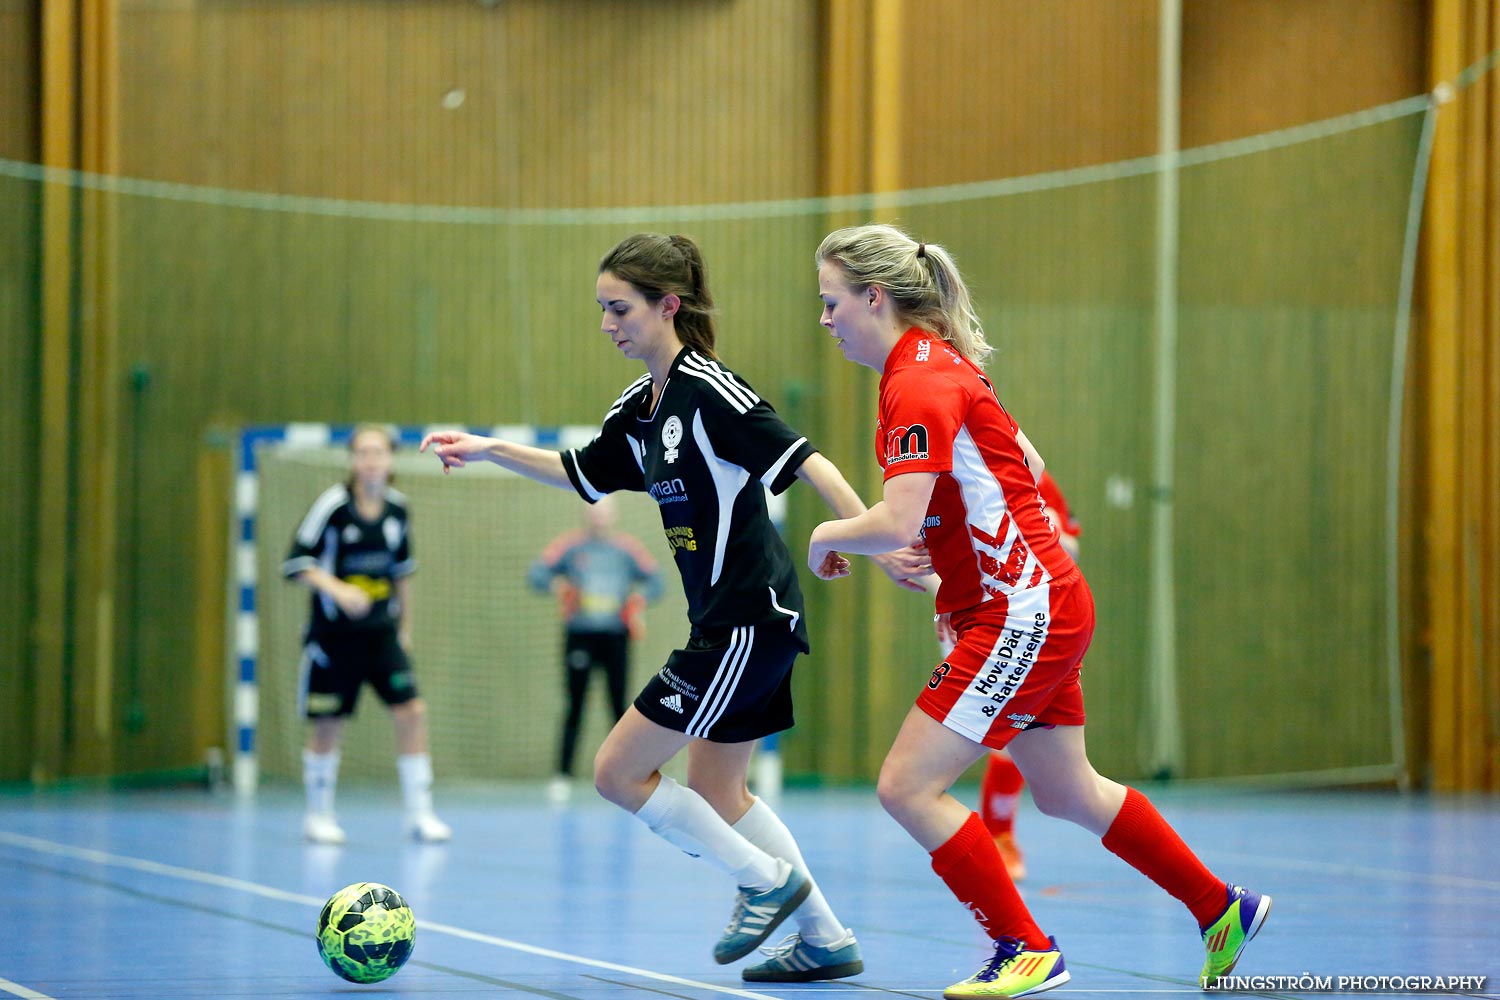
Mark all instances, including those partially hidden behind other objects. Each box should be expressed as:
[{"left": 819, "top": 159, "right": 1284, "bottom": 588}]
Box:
[
  {"left": 664, "top": 526, "right": 697, "bottom": 552},
  {"left": 972, "top": 612, "right": 1048, "bottom": 717},
  {"left": 649, "top": 477, "right": 689, "bottom": 504},
  {"left": 885, "top": 423, "right": 930, "bottom": 463}
]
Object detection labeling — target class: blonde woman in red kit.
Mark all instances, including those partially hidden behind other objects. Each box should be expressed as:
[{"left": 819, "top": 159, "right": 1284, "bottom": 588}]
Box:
[{"left": 808, "top": 224, "right": 1271, "bottom": 998}]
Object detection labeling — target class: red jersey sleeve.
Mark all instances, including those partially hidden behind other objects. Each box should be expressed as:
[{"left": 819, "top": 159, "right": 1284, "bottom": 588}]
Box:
[{"left": 878, "top": 368, "right": 970, "bottom": 480}]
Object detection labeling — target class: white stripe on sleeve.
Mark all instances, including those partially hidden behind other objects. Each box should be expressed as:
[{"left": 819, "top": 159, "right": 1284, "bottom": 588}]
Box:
[
  {"left": 567, "top": 451, "right": 607, "bottom": 501},
  {"left": 759, "top": 437, "right": 808, "bottom": 488}
]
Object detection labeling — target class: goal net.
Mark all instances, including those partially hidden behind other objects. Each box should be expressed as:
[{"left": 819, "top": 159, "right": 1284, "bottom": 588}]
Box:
[{"left": 234, "top": 424, "right": 691, "bottom": 789}]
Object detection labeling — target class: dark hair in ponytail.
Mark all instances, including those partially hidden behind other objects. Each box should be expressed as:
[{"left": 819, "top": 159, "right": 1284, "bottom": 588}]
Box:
[{"left": 599, "top": 233, "right": 717, "bottom": 358}]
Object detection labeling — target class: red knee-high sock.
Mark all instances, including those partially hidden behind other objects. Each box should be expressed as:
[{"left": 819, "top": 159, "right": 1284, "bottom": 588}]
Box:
[
  {"left": 1101, "top": 787, "right": 1228, "bottom": 928},
  {"left": 930, "top": 812, "right": 1049, "bottom": 949},
  {"left": 979, "top": 753, "right": 1025, "bottom": 836}
]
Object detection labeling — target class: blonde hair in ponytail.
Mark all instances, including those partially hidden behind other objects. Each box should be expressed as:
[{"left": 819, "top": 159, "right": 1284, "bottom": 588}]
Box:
[{"left": 815, "top": 224, "right": 991, "bottom": 365}]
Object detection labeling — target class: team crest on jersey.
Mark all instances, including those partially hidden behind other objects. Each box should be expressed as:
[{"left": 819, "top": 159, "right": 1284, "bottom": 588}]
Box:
[
  {"left": 885, "top": 424, "right": 929, "bottom": 463},
  {"left": 342, "top": 523, "right": 362, "bottom": 543},
  {"left": 662, "top": 415, "right": 683, "bottom": 464}
]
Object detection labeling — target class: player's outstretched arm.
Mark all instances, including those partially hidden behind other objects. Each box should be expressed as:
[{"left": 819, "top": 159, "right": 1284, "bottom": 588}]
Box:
[
  {"left": 419, "top": 431, "right": 572, "bottom": 490},
  {"left": 808, "top": 471, "right": 936, "bottom": 574},
  {"left": 794, "top": 452, "right": 866, "bottom": 519},
  {"left": 797, "top": 456, "right": 932, "bottom": 590},
  {"left": 804, "top": 464, "right": 930, "bottom": 590}
]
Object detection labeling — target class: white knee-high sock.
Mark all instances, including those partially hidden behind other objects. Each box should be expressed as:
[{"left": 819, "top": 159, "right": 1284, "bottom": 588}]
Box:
[
  {"left": 634, "top": 776, "right": 781, "bottom": 890},
  {"left": 397, "top": 753, "right": 435, "bottom": 817},
  {"left": 733, "top": 796, "right": 847, "bottom": 946},
  {"left": 303, "top": 750, "right": 339, "bottom": 816}
]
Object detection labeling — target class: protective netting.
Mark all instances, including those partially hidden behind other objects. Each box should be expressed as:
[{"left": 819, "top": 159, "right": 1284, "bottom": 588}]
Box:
[{"left": 0, "top": 99, "right": 1430, "bottom": 782}]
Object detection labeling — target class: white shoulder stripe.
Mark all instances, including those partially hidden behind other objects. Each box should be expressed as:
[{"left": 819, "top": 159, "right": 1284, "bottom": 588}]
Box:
[
  {"left": 615, "top": 372, "right": 653, "bottom": 403},
  {"left": 686, "top": 352, "right": 757, "bottom": 398},
  {"left": 606, "top": 374, "right": 653, "bottom": 421},
  {"left": 700, "top": 361, "right": 758, "bottom": 406},
  {"left": 702, "top": 357, "right": 758, "bottom": 403},
  {"left": 680, "top": 367, "right": 750, "bottom": 413},
  {"left": 295, "top": 485, "right": 348, "bottom": 547},
  {"left": 682, "top": 353, "right": 758, "bottom": 409}
]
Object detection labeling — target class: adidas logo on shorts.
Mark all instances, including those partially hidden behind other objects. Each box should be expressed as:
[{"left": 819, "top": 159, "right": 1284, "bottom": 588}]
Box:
[{"left": 660, "top": 693, "right": 684, "bottom": 714}]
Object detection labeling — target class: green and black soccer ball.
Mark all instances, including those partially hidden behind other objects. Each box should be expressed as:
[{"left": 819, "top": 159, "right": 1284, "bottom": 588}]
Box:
[{"left": 316, "top": 882, "right": 416, "bottom": 984}]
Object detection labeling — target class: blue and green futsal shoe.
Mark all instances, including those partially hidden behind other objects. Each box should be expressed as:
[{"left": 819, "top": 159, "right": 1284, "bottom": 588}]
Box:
[{"left": 1199, "top": 884, "right": 1272, "bottom": 989}]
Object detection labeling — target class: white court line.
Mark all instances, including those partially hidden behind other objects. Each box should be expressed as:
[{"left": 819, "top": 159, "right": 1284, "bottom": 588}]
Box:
[
  {"left": 0, "top": 976, "right": 58, "bottom": 1000},
  {"left": 0, "top": 831, "right": 781, "bottom": 1000}
]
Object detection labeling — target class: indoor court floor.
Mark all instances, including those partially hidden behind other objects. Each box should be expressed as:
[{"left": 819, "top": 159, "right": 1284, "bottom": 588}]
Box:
[{"left": 2, "top": 782, "right": 1496, "bottom": 999}]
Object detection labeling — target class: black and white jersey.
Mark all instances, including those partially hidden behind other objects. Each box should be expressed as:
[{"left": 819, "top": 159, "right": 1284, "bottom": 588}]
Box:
[
  {"left": 282, "top": 484, "right": 415, "bottom": 634},
  {"left": 561, "top": 347, "right": 816, "bottom": 647}
]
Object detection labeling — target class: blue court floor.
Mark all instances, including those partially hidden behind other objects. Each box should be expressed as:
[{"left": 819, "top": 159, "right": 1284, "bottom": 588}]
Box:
[{"left": 1, "top": 782, "right": 1496, "bottom": 999}]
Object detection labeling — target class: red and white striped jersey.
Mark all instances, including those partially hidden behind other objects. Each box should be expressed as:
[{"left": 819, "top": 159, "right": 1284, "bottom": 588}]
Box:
[{"left": 877, "top": 329, "right": 1075, "bottom": 614}]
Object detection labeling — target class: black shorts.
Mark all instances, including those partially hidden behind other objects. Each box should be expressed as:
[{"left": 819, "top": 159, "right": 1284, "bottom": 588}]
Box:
[
  {"left": 300, "top": 629, "right": 418, "bottom": 719},
  {"left": 566, "top": 630, "right": 629, "bottom": 674},
  {"left": 633, "top": 624, "right": 797, "bottom": 743}
]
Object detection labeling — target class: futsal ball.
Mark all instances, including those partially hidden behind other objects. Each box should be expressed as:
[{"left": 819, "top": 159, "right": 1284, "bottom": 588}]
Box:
[{"left": 315, "top": 882, "right": 416, "bottom": 983}]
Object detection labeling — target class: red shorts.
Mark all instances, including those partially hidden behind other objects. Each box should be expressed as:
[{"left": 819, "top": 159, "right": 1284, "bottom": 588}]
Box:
[{"left": 916, "top": 571, "right": 1094, "bottom": 749}]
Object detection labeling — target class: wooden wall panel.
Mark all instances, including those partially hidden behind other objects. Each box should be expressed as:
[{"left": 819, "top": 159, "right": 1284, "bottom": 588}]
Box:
[
  {"left": 867, "top": 0, "right": 1428, "bottom": 190},
  {"left": 118, "top": 0, "right": 819, "bottom": 207},
  {"left": 1182, "top": 0, "right": 1427, "bottom": 147},
  {"left": 894, "top": 0, "right": 1159, "bottom": 186}
]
